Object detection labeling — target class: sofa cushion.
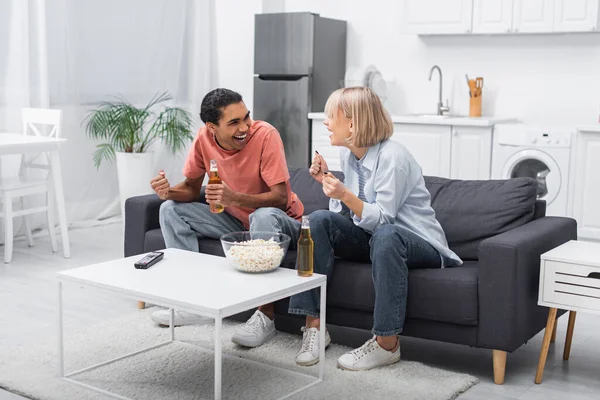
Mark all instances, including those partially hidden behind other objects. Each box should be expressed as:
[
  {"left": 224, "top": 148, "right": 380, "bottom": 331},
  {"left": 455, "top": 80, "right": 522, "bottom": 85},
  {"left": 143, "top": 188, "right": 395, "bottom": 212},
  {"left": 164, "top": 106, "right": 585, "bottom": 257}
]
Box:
[
  {"left": 289, "top": 168, "right": 344, "bottom": 214},
  {"left": 424, "top": 176, "right": 538, "bottom": 260},
  {"left": 327, "top": 260, "right": 479, "bottom": 326},
  {"left": 145, "top": 228, "right": 477, "bottom": 325}
]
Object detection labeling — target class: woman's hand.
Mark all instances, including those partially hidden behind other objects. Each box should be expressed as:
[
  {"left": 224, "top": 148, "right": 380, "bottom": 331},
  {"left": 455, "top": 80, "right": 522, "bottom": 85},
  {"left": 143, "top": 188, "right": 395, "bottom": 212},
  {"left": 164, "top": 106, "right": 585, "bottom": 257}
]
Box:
[
  {"left": 322, "top": 173, "right": 348, "bottom": 200},
  {"left": 309, "top": 152, "right": 330, "bottom": 184}
]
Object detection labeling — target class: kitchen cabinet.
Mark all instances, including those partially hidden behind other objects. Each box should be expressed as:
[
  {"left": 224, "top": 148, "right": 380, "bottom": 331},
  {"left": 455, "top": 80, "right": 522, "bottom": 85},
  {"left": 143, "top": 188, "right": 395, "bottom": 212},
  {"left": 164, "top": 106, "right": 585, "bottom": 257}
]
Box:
[
  {"left": 391, "top": 124, "right": 452, "bottom": 178},
  {"left": 402, "top": 0, "right": 474, "bottom": 34},
  {"left": 571, "top": 129, "right": 600, "bottom": 241},
  {"left": 405, "top": 0, "right": 600, "bottom": 34},
  {"left": 473, "top": 0, "right": 514, "bottom": 33},
  {"left": 513, "top": 0, "right": 555, "bottom": 32},
  {"left": 450, "top": 126, "right": 493, "bottom": 180},
  {"left": 554, "top": 0, "right": 599, "bottom": 32}
]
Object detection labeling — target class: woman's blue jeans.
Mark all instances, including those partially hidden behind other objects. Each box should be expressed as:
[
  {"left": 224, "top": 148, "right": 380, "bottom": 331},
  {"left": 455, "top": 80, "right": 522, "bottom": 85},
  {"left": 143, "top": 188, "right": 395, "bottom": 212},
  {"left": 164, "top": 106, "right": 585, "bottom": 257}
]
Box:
[{"left": 288, "top": 210, "right": 441, "bottom": 336}]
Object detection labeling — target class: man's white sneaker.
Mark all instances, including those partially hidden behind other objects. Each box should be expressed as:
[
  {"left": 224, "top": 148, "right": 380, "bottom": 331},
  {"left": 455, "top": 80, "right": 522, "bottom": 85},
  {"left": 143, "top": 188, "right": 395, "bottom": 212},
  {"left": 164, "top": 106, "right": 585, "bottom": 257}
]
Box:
[
  {"left": 337, "top": 337, "right": 400, "bottom": 371},
  {"left": 151, "top": 309, "right": 212, "bottom": 327},
  {"left": 295, "top": 326, "right": 331, "bottom": 366},
  {"left": 231, "top": 310, "right": 276, "bottom": 348}
]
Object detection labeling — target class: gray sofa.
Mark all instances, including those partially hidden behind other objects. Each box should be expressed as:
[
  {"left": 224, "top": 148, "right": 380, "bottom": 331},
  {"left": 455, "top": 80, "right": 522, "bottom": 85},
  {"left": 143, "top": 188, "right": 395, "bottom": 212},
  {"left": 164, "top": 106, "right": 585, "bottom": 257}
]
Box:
[{"left": 124, "top": 168, "right": 577, "bottom": 384}]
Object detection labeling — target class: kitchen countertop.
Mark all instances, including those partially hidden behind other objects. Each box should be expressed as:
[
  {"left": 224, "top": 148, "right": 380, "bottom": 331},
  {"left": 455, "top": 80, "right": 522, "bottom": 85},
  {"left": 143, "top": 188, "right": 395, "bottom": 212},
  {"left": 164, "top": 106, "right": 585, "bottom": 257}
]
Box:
[
  {"left": 576, "top": 125, "right": 600, "bottom": 132},
  {"left": 308, "top": 112, "right": 518, "bottom": 127}
]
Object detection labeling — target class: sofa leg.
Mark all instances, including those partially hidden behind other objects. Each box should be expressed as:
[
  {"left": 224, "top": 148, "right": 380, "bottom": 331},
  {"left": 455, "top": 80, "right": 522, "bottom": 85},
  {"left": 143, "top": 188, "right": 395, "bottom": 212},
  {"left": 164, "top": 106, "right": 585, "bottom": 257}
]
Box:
[
  {"left": 492, "top": 350, "right": 507, "bottom": 384},
  {"left": 137, "top": 301, "right": 146, "bottom": 309}
]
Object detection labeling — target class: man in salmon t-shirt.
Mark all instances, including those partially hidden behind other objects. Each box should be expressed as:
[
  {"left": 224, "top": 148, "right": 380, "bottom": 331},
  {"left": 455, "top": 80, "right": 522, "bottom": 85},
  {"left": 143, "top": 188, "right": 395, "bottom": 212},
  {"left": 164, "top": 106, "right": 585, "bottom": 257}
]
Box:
[{"left": 148, "top": 88, "right": 304, "bottom": 348}]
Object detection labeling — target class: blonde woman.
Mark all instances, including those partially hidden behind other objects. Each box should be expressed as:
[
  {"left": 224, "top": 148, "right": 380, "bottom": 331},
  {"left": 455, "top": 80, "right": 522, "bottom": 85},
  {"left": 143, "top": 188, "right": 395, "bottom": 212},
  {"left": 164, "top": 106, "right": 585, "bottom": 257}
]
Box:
[{"left": 288, "top": 87, "right": 462, "bottom": 371}]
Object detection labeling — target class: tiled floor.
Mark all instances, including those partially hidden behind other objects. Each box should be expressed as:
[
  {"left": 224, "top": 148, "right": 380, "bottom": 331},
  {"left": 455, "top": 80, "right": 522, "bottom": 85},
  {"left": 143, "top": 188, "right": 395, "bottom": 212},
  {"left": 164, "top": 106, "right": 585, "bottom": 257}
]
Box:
[{"left": 1, "top": 223, "right": 599, "bottom": 399}]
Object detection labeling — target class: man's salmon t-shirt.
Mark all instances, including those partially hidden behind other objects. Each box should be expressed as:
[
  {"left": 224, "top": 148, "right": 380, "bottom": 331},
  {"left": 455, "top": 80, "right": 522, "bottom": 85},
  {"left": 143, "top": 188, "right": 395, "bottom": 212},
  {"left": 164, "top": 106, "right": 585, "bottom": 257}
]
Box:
[{"left": 182, "top": 120, "right": 304, "bottom": 229}]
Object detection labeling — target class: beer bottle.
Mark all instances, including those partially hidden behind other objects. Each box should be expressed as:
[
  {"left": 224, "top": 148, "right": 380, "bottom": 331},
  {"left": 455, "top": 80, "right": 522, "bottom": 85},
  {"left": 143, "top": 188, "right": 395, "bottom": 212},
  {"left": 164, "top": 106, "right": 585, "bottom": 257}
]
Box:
[
  {"left": 208, "top": 159, "right": 224, "bottom": 213},
  {"left": 297, "top": 216, "right": 314, "bottom": 277}
]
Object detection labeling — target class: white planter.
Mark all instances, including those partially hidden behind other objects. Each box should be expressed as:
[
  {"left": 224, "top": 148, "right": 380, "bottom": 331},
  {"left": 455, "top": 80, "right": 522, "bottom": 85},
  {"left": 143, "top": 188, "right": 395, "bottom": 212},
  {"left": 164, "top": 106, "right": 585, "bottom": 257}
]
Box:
[{"left": 115, "top": 152, "right": 155, "bottom": 219}]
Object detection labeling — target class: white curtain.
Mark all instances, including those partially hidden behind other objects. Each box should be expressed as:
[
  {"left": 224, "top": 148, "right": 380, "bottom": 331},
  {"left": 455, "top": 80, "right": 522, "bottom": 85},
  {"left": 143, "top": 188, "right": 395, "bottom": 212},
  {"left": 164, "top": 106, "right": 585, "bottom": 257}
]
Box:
[{"left": 0, "top": 0, "right": 216, "bottom": 230}]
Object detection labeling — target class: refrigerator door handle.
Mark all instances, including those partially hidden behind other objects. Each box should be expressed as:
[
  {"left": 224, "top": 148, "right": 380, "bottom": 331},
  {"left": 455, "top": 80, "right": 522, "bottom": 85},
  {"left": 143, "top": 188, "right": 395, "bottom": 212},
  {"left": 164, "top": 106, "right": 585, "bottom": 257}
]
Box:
[{"left": 256, "top": 74, "right": 309, "bottom": 81}]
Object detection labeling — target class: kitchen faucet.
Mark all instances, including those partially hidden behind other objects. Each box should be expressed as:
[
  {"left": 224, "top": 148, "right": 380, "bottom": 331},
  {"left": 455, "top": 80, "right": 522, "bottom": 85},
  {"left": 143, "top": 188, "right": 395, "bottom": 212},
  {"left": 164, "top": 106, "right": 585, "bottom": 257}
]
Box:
[{"left": 428, "top": 65, "right": 450, "bottom": 115}]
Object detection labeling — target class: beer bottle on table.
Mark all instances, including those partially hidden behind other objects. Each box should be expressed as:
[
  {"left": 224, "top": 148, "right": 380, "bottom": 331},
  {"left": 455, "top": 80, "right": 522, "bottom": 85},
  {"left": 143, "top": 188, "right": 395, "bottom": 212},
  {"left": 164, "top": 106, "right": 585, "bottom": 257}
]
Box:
[
  {"left": 297, "top": 216, "right": 314, "bottom": 277},
  {"left": 208, "top": 159, "right": 224, "bottom": 213}
]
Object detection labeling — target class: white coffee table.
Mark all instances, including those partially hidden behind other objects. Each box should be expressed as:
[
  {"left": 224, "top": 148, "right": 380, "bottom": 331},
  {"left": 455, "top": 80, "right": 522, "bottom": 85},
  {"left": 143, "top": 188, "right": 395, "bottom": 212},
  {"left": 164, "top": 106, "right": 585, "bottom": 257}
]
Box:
[{"left": 56, "top": 248, "right": 327, "bottom": 400}]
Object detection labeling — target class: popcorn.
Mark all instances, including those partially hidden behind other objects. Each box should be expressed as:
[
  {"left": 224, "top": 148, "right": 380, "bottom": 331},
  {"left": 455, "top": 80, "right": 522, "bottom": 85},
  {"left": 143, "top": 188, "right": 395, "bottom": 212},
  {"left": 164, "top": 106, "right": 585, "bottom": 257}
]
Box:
[{"left": 226, "top": 238, "right": 284, "bottom": 272}]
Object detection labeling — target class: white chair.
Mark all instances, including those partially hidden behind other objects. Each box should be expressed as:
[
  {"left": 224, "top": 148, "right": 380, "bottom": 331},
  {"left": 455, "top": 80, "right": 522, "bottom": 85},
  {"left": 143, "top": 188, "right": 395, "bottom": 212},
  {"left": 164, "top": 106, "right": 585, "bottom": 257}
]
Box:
[{"left": 0, "top": 108, "right": 62, "bottom": 263}]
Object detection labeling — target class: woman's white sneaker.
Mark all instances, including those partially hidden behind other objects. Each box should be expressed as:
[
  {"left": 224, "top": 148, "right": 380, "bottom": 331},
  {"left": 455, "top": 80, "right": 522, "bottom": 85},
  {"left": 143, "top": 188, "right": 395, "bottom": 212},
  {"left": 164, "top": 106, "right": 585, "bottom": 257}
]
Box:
[
  {"left": 337, "top": 337, "right": 400, "bottom": 371},
  {"left": 295, "top": 326, "right": 331, "bottom": 366},
  {"left": 231, "top": 310, "right": 276, "bottom": 348}
]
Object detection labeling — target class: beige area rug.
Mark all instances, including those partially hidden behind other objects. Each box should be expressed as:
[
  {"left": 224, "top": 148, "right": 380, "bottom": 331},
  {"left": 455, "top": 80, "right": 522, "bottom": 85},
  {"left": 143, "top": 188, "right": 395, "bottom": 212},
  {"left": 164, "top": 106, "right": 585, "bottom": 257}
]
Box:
[{"left": 0, "top": 309, "right": 478, "bottom": 399}]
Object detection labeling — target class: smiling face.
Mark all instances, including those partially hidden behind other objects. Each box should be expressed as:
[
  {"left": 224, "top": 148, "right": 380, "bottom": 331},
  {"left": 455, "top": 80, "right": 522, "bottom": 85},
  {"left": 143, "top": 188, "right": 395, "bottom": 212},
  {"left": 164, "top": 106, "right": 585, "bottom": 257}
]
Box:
[
  {"left": 324, "top": 109, "right": 353, "bottom": 147},
  {"left": 207, "top": 102, "right": 253, "bottom": 151}
]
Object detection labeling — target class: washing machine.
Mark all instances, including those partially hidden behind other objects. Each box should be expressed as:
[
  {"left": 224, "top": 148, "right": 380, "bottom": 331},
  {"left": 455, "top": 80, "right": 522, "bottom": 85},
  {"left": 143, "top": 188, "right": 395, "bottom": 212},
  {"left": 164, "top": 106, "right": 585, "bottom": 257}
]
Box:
[{"left": 491, "top": 124, "right": 573, "bottom": 217}]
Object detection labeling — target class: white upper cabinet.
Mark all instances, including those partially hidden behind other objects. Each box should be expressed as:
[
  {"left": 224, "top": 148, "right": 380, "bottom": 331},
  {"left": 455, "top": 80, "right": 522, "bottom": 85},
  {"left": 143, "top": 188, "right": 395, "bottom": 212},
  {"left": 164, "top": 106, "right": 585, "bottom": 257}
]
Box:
[
  {"left": 407, "top": 0, "right": 600, "bottom": 34},
  {"left": 513, "top": 0, "right": 555, "bottom": 32},
  {"left": 403, "top": 0, "right": 474, "bottom": 34},
  {"left": 473, "top": 0, "right": 514, "bottom": 33},
  {"left": 554, "top": 0, "right": 599, "bottom": 32}
]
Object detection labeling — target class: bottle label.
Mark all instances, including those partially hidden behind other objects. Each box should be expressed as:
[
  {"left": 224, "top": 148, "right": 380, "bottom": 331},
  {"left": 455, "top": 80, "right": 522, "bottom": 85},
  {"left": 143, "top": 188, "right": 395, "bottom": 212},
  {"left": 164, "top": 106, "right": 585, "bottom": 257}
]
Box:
[
  {"left": 301, "top": 215, "right": 310, "bottom": 229},
  {"left": 210, "top": 159, "right": 218, "bottom": 172}
]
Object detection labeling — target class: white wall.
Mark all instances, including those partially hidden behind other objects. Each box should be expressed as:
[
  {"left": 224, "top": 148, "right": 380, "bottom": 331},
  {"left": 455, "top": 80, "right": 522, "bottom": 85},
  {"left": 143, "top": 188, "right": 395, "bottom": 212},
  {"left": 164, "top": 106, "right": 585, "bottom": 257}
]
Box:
[
  {"left": 247, "top": 0, "right": 600, "bottom": 126},
  {"left": 214, "top": 0, "right": 263, "bottom": 113}
]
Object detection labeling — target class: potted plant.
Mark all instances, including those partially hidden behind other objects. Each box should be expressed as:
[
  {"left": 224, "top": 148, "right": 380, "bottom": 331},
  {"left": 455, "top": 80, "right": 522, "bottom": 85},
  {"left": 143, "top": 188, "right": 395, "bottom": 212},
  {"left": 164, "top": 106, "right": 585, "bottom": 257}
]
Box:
[{"left": 84, "top": 92, "right": 194, "bottom": 217}]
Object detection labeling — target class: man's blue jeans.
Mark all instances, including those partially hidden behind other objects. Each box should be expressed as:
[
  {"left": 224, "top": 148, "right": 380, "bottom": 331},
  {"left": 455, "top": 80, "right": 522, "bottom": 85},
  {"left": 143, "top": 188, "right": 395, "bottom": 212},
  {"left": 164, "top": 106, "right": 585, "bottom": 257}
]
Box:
[
  {"left": 288, "top": 210, "right": 441, "bottom": 336},
  {"left": 159, "top": 201, "right": 301, "bottom": 252}
]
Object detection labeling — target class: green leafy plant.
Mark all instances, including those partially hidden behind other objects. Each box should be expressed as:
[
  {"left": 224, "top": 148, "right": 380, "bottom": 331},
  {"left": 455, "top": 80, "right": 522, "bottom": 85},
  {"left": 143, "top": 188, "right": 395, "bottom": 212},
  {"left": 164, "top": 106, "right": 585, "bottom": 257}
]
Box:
[{"left": 84, "top": 92, "right": 194, "bottom": 168}]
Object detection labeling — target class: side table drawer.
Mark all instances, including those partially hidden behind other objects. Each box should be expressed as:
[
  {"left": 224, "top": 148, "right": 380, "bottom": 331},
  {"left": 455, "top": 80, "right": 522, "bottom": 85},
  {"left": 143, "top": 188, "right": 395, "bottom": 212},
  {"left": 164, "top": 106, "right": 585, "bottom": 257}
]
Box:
[{"left": 541, "top": 260, "right": 600, "bottom": 310}]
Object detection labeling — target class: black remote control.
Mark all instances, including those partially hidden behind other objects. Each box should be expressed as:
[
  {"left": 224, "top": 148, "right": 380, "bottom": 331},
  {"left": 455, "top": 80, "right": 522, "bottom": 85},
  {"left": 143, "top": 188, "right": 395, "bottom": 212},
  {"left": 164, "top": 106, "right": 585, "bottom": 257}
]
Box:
[{"left": 134, "top": 252, "right": 164, "bottom": 269}]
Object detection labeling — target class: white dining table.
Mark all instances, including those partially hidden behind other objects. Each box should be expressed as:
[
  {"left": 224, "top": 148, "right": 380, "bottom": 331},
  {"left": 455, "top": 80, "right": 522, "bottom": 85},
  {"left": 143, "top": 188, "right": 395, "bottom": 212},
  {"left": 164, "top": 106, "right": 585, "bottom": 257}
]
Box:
[{"left": 0, "top": 133, "right": 70, "bottom": 258}]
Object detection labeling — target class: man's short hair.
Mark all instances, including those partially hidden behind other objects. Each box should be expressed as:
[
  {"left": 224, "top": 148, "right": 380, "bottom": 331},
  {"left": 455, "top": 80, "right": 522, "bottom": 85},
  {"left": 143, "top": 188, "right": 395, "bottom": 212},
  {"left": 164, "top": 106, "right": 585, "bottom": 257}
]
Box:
[{"left": 200, "top": 88, "right": 244, "bottom": 125}]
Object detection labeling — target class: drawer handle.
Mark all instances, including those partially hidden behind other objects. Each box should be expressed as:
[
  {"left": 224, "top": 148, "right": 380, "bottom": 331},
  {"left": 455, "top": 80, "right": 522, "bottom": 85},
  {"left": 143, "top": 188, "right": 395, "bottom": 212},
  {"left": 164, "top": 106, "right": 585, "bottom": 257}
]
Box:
[{"left": 587, "top": 272, "right": 600, "bottom": 279}]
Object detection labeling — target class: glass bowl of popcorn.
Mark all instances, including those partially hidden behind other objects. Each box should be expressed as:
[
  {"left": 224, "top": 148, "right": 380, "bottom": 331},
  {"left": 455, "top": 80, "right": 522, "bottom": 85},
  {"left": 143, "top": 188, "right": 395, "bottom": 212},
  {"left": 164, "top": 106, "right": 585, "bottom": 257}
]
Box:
[{"left": 220, "top": 231, "right": 291, "bottom": 273}]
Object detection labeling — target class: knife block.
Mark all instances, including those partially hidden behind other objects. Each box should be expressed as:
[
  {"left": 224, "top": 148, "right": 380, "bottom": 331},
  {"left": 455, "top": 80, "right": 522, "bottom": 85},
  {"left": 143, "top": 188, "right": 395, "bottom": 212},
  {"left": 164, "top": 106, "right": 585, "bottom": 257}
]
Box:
[{"left": 469, "top": 95, "right": 482, "bottom": 117}]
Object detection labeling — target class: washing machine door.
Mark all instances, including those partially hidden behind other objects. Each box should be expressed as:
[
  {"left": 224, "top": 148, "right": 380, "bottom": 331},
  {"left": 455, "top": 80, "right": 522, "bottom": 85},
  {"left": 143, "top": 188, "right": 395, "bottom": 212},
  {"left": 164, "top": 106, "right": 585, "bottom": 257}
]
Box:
[{"left": 501, "top": 149, "right": 561, "bottom": 206}]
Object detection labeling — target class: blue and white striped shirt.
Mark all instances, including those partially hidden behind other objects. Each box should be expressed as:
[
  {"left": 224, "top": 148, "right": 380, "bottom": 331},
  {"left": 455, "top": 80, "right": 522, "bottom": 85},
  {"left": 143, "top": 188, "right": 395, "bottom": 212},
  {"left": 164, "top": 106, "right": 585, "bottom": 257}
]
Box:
[{"left": 330, "top": 139, "right": 462, "bottom": 267}]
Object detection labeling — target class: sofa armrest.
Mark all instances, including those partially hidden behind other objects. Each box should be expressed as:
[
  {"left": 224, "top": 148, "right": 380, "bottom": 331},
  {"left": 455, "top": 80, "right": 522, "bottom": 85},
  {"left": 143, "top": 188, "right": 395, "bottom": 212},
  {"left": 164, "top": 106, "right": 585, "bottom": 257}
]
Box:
[
  {"left": 124, "top": 194, "right": 165, "bottom": 256},
  {"left": 476, "top": 216, "right": 577, "bottom": 352},
  {"left": 123, "top": 188, "right": 208, "bottom": 257}
]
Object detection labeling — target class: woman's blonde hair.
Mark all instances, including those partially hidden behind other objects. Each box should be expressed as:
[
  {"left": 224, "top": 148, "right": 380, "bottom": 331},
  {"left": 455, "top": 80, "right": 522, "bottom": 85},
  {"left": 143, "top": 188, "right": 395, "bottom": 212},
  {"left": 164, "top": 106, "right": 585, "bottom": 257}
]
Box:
[{"left": 324, "top": 87, "right": 393, "bottom": 148}]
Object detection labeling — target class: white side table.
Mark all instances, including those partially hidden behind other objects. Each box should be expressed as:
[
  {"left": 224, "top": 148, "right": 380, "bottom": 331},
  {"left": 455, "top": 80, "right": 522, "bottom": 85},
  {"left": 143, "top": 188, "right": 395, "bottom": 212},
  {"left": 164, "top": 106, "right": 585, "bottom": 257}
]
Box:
[{"left": 535, "top": 240, "right": 600, "bottom": 383}]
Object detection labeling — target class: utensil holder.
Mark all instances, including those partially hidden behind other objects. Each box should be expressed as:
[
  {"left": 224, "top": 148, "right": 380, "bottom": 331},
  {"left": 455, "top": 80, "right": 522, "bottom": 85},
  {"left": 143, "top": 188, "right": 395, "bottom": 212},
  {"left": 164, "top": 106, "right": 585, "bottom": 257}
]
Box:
[{"left": 469, "top": 95, "right": 482, "bottom": 117}]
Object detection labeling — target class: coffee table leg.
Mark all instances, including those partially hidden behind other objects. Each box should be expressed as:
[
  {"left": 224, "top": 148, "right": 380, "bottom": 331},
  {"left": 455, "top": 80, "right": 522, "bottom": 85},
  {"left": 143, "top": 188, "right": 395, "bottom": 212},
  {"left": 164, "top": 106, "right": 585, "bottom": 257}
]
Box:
[
  {"left": 215, "top": 316, "right": 222, "bottom": 400},
  {"left": 170, "top": 308, "right": 175, "bottom": 341},
  {"left": 319, "top": 283, "right": 326, "bottom": 380},
  {"left": 58, "top": 281, "right": 64, "bottom": 377}
]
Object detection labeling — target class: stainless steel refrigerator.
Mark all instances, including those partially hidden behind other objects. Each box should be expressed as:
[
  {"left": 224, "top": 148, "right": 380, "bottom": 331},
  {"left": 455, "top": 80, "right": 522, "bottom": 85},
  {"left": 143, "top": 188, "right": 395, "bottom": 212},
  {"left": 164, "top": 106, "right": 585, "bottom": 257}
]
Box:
[{"left": 253, "top": 12, "right": 347, "bottom": 169}]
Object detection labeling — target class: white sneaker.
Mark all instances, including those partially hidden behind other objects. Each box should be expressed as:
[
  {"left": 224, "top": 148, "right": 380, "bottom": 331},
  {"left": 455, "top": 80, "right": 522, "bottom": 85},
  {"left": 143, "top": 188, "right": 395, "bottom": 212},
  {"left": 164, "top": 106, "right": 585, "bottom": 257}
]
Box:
[
  {"left": 231, "top": 310, "right": 276, "bottom": 348},
  {"left": 295, "top": 326, "right": 331, "bottom": 366},
  {"left": 337, "top": 337, "right": 400, "bottom": 371},
  {"left": 151, "top": 309, "right": 212, "bottom": 326}
]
